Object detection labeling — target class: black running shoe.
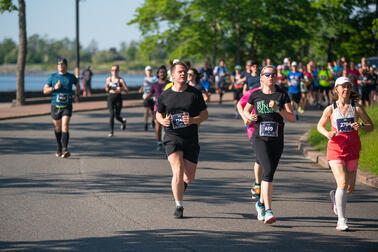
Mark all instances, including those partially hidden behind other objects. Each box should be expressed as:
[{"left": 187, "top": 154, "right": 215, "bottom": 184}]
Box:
[
  {"left": 61, "top": 150, "right": 71, "bottom": 158},
  {"left": 173, "top": 206, "right": 184, "bottom": 218},
  {"left": 56, "top": 146, "right": 62, "bottom": 157},
  {"left": 184, "top": 182, "right": 188, "bottom": 192},
  {"left": 121, "top": 118, "right": 127, "bottom": 131}
]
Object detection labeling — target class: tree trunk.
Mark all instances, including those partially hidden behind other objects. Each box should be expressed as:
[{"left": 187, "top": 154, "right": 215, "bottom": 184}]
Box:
[
  {"left": 211, "top": 23, "right": 217, "bottom": 67},
  {"left": 327, "top": 37, "right": 335, "bottom": 63},
  {"left": 16, "top": 0, "right": 26, "bottom": 106}
]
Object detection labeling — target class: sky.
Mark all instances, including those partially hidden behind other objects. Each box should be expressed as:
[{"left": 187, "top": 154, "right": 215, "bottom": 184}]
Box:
[{"left": 0, "top": 0, "right": 144, "bottom": 50}]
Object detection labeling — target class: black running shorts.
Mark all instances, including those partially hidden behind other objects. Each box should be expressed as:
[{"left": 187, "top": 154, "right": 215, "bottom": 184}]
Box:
[
  {"left": 51, "top": 105, "right": 72, "bottom": 120},
  {"left": 164, "top": 136, "right": 200, "bottom": 164}
]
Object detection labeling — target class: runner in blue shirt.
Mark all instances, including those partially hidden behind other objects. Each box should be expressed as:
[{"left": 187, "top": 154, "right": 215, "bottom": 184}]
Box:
[
  {"left": 287, "top": 61, "right": 304, "bottom": 119},
  {"left": 43, "top": 58, "right": 80, "bottom": 158}
]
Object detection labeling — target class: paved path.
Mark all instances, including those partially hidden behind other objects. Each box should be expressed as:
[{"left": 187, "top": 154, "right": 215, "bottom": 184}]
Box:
[{"left": 0, "top": 103, "right": 377, "bottom": 251}]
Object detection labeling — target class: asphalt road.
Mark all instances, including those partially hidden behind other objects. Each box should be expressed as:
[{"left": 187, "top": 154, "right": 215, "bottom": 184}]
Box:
[{"left": 0, "top": 102, "right": 377, "bottom": 251}]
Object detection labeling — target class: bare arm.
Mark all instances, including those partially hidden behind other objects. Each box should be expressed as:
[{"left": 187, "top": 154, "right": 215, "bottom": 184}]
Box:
[
  {"left": 183, "top": 109, "right": 208, "bottom": 125},
  {"left": 156, "top": 112, "right": 171, "bottom": 127},
  {"left": 354, "top": 105, "right": 374, "bottom": 132},
  {"left": 243, "top": 102, "right": 258, "bottom": 122},
  {"left": 120, "top": 79, "right": 128, "bottom": 93},
  {"left": 278, "top": 103, "right": 295, "bottom": 122},
  {"left": 317, "top": 105, "right": 336, "bottom": 140},
  {"left": 43, "top": 80, "right": 61, "bottom": 95},
  {"left": 237, "top": 101, "right": 253, "bottom": 127},
  {"left": 105, "top": 77, "right": 111, "bottom": 92}
]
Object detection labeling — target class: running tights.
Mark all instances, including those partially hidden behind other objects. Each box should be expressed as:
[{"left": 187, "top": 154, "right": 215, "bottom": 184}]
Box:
[
  {"left": 254, "top": 137, "right": 283, "bottom": 182},
  {"left": 108, "top": 93, "right": 123, "bottom": 132}
]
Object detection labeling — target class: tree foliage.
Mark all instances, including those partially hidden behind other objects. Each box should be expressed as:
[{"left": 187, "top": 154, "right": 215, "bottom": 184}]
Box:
[{"left": 129, "top": 0, "right": 376, "bottom": 66}]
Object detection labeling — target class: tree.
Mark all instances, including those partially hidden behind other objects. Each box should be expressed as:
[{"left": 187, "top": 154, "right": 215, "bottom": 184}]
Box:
[{"left": 0, "top": 0, "right": 26, "bottom": 106}]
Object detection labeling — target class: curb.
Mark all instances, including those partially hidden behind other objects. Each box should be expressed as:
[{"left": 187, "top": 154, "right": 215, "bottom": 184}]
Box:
[{"left": 298, "top": 130, "right": 378, "bottom": 189}]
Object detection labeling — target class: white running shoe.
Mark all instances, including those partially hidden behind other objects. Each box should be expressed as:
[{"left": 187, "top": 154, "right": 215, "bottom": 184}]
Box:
[
  {"left": 329, "top": 190, "right": 337, "bottom": 215},
  {"left": 336, "top": 218, "right": 349, "bottom": 231},
  {"left": 255, "top": 201, "right": 265, "bottom": 221}
]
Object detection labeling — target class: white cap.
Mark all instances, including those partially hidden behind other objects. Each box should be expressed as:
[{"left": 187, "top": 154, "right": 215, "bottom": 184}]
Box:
[
  {"left": 173, "top": 59, "right": 180, "bottom": 64},
  {"left": 291, "top": 61, "right": 297, "bottom": 66},
  {"left": 145, "top": 66, "right": 152, "bottom": 71},
  {"left": 283, "top": 58, "right": 289, "bottom": 64},
  {"left": 335, "top": 77, "right": 351, "bottom": 87}
]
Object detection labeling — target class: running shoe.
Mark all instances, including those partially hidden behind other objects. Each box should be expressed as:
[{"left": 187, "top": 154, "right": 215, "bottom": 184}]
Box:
[
  {"left": 173, "top": 206, "right": 184, "bottom": 218},
  {"left": 121, "top": 119, "right": 127, "bottom": 131},
  {"left": 56, "top": 147, "right": 62, "bottom": 157},
  {"left": 336, "top": 218, "right": 349, "bottom": 231},
  {"left": 255, "top": 201, "right": 265, "bottom": 221},
  {"left": 251, "top": 183, "right": 261, "bottom": 200},
  {"left": 184, "top": 182, "right": 188, "bottom": 192},
  {"left": 108, "top": 132, "right": 113, "bottom": 137},
  {"left": 295, "top": 114, "right": 299, "bottom": 121},
  {"left": 329, "top": 190, "right": 337, "bottom": 215},
  {"left": 264, "top": 209, "right": 276, "bottom": 224},
  {"left": 298, "top": 107, "right": 304, "bottom": 114},
  {"left": 61, "top": 150, "right": 71, "bottom": 158},
  {"left": 144, "top": 123, "right": 148, "bottom": 131}
]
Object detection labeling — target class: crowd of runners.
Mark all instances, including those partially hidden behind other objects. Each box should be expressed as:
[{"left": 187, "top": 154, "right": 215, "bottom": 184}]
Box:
[{"left": 43, "top": 56, "right": 374, "bottom": 231}]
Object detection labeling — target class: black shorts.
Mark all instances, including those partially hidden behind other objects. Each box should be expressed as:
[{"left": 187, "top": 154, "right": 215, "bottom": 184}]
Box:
[
  {"left": 51, "top": 105, "right": 72, "bottom": 120},
  {"left": 234, "top": 88, "right": 243, "bottom": 101},
  {"left": 143, "top": 98, "right": 155, "bottom": 110},
  {"left": 288, "top": 93, "right": 301, "bottom": 104},
  {"left": 319, "top": 86, "right": 331, "bottom": 94},
  {"left": 164, "top": 136, "right": 200, "bottom": 164}
]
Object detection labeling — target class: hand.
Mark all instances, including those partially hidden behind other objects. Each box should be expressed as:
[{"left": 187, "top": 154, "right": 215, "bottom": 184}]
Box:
[
  {"left": 327, "top": 131, "right": 337, "bottom": 140},
  {"left": 183, "top": 112, "right": 191, "bottom": 125},
  {"left": 161, "top": 115, "right": 172, "bottom": 127},
  {"left": 269, "top": 100, "right": 279, "bottom": 112},
  {"left": 244, "top": 119, "right": 253, "bottom": 127},
  {"left": 351, "top": 122, "right": 363, "bottom": 131},
  {"left": 54, "top": 80, "right": 61, "bottom": 90},
  {"left": 250, "top": 113, "right": 258, "bottom": 122}
]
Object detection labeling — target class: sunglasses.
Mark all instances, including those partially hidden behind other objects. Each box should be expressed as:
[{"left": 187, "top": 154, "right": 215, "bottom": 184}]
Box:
[{"left": 262, "top": 73, "right": 276, "bottom": 78}]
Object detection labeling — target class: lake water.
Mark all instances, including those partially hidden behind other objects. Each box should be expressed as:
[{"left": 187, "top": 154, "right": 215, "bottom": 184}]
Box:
[{"left": 0, "top": 73, "right": 145, "bottom": 91}]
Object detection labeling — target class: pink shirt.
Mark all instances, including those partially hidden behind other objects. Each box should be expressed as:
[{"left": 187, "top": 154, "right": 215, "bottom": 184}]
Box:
[{"left": 239, "top": 87, "right": 260, "bottom": 138}]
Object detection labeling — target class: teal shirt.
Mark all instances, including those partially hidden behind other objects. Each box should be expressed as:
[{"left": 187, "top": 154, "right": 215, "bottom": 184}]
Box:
[{"left": 46, "top": 72, "right": 78, "bottom": 107}]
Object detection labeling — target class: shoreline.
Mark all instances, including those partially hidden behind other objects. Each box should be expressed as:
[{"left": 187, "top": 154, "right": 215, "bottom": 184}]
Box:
[{"left": 0, "top": 64, "right": 145, "bottom": 75}]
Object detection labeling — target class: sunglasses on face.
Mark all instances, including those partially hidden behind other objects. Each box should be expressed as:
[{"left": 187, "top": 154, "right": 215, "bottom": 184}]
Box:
[{"left": 262, "top": 73, "right": 276, "bottom": 78}]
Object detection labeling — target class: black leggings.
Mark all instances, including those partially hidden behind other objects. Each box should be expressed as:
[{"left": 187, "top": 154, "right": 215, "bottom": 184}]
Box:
[
  {"left": 108, "top": 93, "right": 123, "bottom": 132},
  {"left": 254, "top": 136, "right": 284, "bottom": 182}
]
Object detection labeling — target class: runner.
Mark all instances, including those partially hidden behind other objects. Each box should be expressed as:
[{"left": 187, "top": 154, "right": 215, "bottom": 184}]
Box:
[
  {"left": 241, "top": 61, "right": 260, "bottom": 94},
  {"left": 213, "top": 59, "right": 228, "bottom": 104},
  {"left": 244, "top": 65, "right": 294, "bottom": 224},
  {"left": 156, "top": 62, "right": 208, "bottom": 218},
  {"left": 139, "top": 66, "right": 158, "bottom": 131},
  {"left": 318, "top": 63, "right": 333, "bottom": 106},
  {"left": 199, "top": 61, "right": 213, "bottom": 101},
  {"left": 236, "top": 87, "right": 263, "bottom": 200},
  {"left": 188, "top": 67, "right": 209, "bottom": 103},
  {"left": 287, "top": 61, "right": 304, "bottom": 119},
  {"left": 144, "top": 65, "right": 170, "bottom": 151},
  {"left": 357, "top": 66, "right": 372, "bottom": 107},
  {"left": 229, "top": 65, "right": 243, "bottom": 118},
  {"left": 317, "top": 77, "right": 374, "bottom": 231},
  {"left": 105, "top": 65, "right": 128, "bottom": 137},
  {"left": 43, "top": 58, "right": 80, "bottom": 158}
]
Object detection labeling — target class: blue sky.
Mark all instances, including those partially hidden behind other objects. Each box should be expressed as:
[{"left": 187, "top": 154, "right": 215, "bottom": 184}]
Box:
[{"left": 0, "top": 0, "right": 144, "bottom": 50}]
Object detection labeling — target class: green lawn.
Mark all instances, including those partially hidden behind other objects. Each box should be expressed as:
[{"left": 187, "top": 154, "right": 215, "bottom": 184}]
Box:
[{"left": 308, "top": 105, "right": 378, "bottom": 175}]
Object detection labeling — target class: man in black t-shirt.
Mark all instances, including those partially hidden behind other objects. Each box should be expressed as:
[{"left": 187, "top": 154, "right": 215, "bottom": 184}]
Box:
[{"left": 156, "top": 62, "right": 208, "bottom": 218}]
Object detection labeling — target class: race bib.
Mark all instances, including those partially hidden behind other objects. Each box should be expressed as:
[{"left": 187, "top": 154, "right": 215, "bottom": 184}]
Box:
[
  {"left": 336, "top": 117, "right": 354, "bottom": 133},
  {"left": 259, "top": 121, "right": 278, "bottom": 137},
  {"left": 56, "top": 93, "right": 69, "bottom": 104},
  {"left": 171, "top": 113, "right": 188, "bottom": 129}
]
